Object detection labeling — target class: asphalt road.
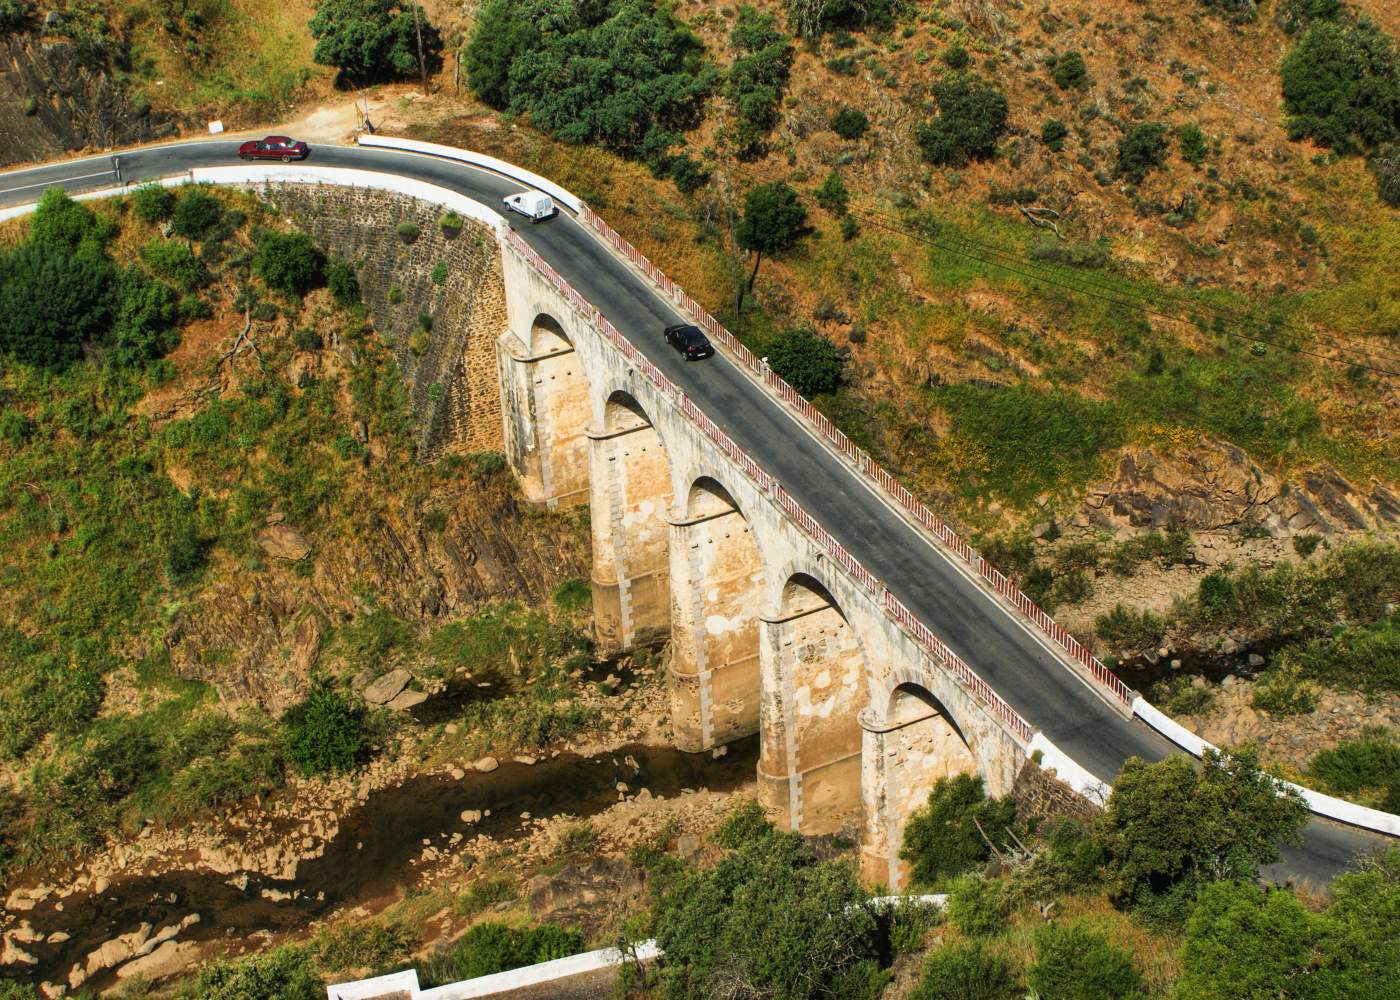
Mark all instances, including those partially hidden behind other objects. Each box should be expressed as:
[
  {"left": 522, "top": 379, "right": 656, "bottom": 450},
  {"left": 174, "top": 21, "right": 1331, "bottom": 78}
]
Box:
[{"left": 0, "top": 140, "right": 1388, "bottom": 886}]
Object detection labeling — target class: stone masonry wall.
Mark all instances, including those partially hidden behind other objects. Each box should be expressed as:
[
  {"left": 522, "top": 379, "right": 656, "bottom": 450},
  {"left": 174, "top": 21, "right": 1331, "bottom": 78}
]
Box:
[
  {"left": 1011, "top": 757, "right": 1101, "bottom": 824},
  {"left": 260, "top": 185, "right": 505, "bottom": 459}
]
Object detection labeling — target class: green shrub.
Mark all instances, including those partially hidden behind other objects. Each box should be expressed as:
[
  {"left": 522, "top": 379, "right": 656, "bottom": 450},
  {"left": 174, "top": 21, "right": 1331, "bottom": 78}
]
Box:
[
  {"left": 941, "top": 44, "right": 969, "bottom": 70},
  {"left": 653, "top": 830, "right": 878, "bottom": 999},
  {"left": 1151, "top": 676, "right": 1217, "bottom": 717},
  {"left": 946, "top": 875, "right": 1012, "bottom": 936},
  {"left": 711, "top": 800, "right": 774, "bottom": 847},
  {"left": 814, "top": 171, "right": 849, "bottom": 214},
  {"left": 253, "top": 230, "right": 325, "bottom": 296},
  {"left": 28, "top": 187, "right": 115, "bottom": 253},
  {"left": 1041, "top": 118, "right": 1069, "bottom": 150},
  {"left": 550, "top": 577, "right": 591, "bottom": 612},
  {"left": 912, "top": 941, "right": 1018, "bottom": 1000},
  {"left": 139, "top": 237, "right": 203, "bottom": 290},
  {"left": 1292, "top": 532, "right": 1322, "bottom": 557},
  {"left": 171, "top": 188, "right": 225, "bottom": 241},
  {"left": 312, "top": 919, "right": 418, "bottom": 975},
  {"left": 725, "top": 6, "right": 793, "bottom": 157},
  {"left": 1114, "top": 123, "right": 1169, "bottom": 183},
  {"left": 0, "top": 409, "right": 35, "bottom": 446},
  {"left": 1198, "top": 0, "right": 1258, "bottom": 23},
  {"left": 887, "top": 900, "right": 940, "bottom": 954},
  {"left": 1309, "top": 728, "right": 1400, "bottom": 797},
  {"left": 1277, "top": 0, "right": 1342, "bottom": 33},
  {"left": 1281, "top": 20, "right": 1400, "bottom": 154},
  {"left": 396, "top": 220, "right": 421, "bottom": 242},
  {"left": 1028, "top": 922, "right": 1145, "bottom": 1000},
  {"left": 1196, "top": 570, "right": 1235, "bottom": 617},
  {"left": 282, "top": 680, "right": 369, "bottom": 776},
  {"left": 327, "top": 259, "right": 360, "bottom": 307},
  {"left": 1050, "top": 50, "right": 1088, "bottom": 89},
  {"left": 783, "top": 0, "right": 904, "bottom": 38},
  {"left": 132, "top": 182, "right": 177, "bottom": 224},
  {"left": 840, "top": 214, "right": 860, "bottom": 240},
  {"left": 1179, "top": 122, "right": 1208, "bottom": 166},
  {"left": 1094, "top": 605, "right": 1165, "bottom": 653},
  {"left": 431, "top": 261, "right": 449, "bottom": 284},
  {"left": 309, "top": 0, "right": 443, "bottom": 86},
  {"left": 451, "top": 922, "right": 585, "bottom": 979},
  {"left": 899, "top": 774, "right": 1016, "bottom": 884},
  {"left": 830, "top": 106, "right": 870, "bottom": 139},
  {"left": 194, "top": 944, "right": 322, "bottom": 1000},
  {"left": 1278, "top": 616, "right": 1400, "bottom": 694},
  {"left": 916, "top": 76, "right": 1009, "bottom": 167},
  {"left": 1251, "top": 666, "right": 1319, "bottom": 715},
  {"left": 387, "top": 284, "right": 403, "bottom": 304},
  {"left": 1028, "top": 236, "right": 1109, "bottom": 268},
  {"left": 439, "top": 210, "right": 463, "bottom": 232},
  {"left": 766, "top": 327, "right": 844, "bottom": 396},
  {"left": 0, "top": 239, "right": 114, "bottom": 368}
]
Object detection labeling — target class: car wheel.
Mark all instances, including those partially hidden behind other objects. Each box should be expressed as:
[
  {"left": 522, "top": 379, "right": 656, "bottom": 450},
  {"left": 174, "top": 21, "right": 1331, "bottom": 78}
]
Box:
[
  {"left": 240, "top": 153, "right": 251, "bottom": 160},
  {"left": 281, "top": 154, "right": 292, "bottom": 163}
]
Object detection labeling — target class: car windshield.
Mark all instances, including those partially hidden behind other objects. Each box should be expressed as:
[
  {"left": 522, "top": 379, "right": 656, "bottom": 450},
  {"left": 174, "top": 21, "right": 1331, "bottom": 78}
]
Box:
[{"left": 684, "top": 330, "right": 706, "bottom": 345}]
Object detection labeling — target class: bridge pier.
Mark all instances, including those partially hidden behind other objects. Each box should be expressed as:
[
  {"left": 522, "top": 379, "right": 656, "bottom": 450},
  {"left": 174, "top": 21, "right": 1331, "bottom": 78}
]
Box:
[
  {"left": 496, "top": 318, "right": 590, "bottom": 509},
  {"left": 757, "top": 576, "right": 868, "bottom": 837},
  {"left": 665, "top": 479, "right": 764, "bottom": 752},
  {"left": 587, "top": 399, "right": 671, "bottom": 653}
]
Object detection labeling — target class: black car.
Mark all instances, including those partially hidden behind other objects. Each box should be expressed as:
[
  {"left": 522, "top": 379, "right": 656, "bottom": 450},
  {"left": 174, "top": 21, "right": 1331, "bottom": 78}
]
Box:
[{"left": 664, "top": 323, "right": 714, "bottom": 360}]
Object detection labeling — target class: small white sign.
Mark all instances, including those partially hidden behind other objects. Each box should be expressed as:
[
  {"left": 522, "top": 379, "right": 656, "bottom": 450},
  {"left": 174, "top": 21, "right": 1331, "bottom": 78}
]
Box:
[{"left": 207, "top": 120, "right": 225, "bottom": 135}]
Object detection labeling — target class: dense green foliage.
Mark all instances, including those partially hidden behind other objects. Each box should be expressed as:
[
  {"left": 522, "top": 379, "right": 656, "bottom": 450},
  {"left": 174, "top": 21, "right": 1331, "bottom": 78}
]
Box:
[
  {"left": 253, "top": 230, "right": 326, "bottom": 296},
  {"left": 193, "top": 944, "right": 322, "bottom": 1000},
  {"left": 170, "top": 187, "right": 226, "bottom": 241},
  {"left": 830, "top": 106, "right": 869, "bottom": 139},
  {"left": 132, "top": 182, "right": 177, "bottom": 223},
  {"left": 911, "top": 941, "right": 1019, "bottom": 1000},
  {"left": 1095, "top": 605, "right": 1167, "bottom": 654},
  {"left": 899, "top": 774, "right": 1017, "bottom": 884},
  {"left": 653, "top": 827, "right": 880, "bottom": 999},
  {"left": 1178, "top": 123, "right": 1208, "bottom": 166},
  {"left": 916, "top": 76, "right": 1009, "bottom": 166},
  {"left": 1050, "top": 50, "right": 1087, "bottom": 90},
  {"left": 1277, "top": 0, "right": 1343, "bottom": 34},
  {"left": 309, "top": 0, "right": 443, "bottom": 85},
  {"left": 766, "top": 327, "right": 844, "bottom": 396},
  {"left": 466, "top": 0, "right": 714, "bottom": 171},
  {"left": 282, "top": 680, "right": 370, "bottom": 776},
  {"left": 1027, "top": 922, "right": 1146, "bottom": 1000},
  {"left": 449, "top": 921, "right": 586, "bottom": 979},
  {"left": 1309, "top": 728, "right": 1400, "bottom": 807},
  {"left": 782, "top": 0, "right": 905, "bottom": 38},
  {"left": 1100, "top": 747, "right": 1308, "bottom": 914},
  {"left": 725, "top": 6, "right": 793, "bottom": 157},
  {"left": 1041, "top": 118, "right": 1069, "bottom": 150},
  {"left": 140, "top": 237, "right": 204, "bottom": 291},
  {"left": 1281, "top": 19, "right": 1400, "bottom": 154},
  {"left": 327, "top": 258, "right": 361, "bottom": 307},
  {"left": 1115, "top": 123, "right": 1169, "bottom": 184},
  {"left": 736, "top": 181, "right": 808, "bottom": 303},
  {"left": 946, "top": 875, "right": 1014, "bottom": 936},
  {"left": 1197, "top": 0, "right": 1258, "bottom": 24},
  {"left": 815, "top": 171, "right": 850, "bottom": 215},
  {"left": 1175, "top": 855, "right": 1400, "bottom": 998}
]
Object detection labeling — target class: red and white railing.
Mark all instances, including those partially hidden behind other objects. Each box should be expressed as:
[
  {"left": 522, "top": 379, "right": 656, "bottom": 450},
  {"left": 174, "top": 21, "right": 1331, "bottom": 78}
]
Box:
[
  {"left": 577, "top": 206, "right": 1133, "bottom": 709},
  {"left": 508, "top": 229, "right": 1034, "bottom": 745}
]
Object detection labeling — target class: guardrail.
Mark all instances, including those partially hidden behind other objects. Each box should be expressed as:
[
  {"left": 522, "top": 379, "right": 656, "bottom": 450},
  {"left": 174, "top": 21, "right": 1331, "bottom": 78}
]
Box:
[
  {"left": 578, "top": 205, "right": 1134, "bottom": 708},
  {"left": 507, "top": 229, "right": 1035, "bottom": 746}
]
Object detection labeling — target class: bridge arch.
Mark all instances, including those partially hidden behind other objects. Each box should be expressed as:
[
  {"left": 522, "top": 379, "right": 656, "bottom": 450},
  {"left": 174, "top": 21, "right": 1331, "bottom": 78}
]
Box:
[
  {"left": 588, "top": 388, "right": 674, "bottom": 651},
  {"left": 666, "top": 473, "right": 768, "bottom": 751},
  {"left": 499, "top": 308, "right": 592, "bottom": 507},
  {"left": 759, "top": 568, "right": 871, "bottom": 836}
]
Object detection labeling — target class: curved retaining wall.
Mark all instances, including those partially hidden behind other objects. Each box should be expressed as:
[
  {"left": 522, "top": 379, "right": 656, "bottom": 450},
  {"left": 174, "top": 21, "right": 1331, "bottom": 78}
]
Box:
[{"left": 7, "top": 146, "right": 1398, "bottom": 840}]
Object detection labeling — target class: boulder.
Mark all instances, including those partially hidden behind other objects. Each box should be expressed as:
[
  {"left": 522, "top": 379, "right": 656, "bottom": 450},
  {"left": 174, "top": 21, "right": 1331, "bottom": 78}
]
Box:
[
  {"left": 386, "top": 688, "right": 429, "bottom": 712},
  {"left": 362, "top": 669, "right": 411, "bottom": 705},
  {"left": 472, "top": 756, "right": 499, "bottom": 773},
  {"left": 115, "top": 939, "right": 199, "bottom": 981},
  {"left": 256, "top": 524, "right": 312, "bottom": 562}
]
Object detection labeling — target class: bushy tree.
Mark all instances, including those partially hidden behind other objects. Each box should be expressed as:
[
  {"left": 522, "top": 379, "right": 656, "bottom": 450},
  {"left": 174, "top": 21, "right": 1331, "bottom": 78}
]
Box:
[
  {"left": 911, "top": 942, "right": 1019, "bottom": 1000},
  {"left": 170, "top": 188, "right": 224, "bottom": 241},
  {"left": 108, "top": 265, "right": 179, "bottom": 366},
  {"left": 283, "top": 680, "right": 368, "bottom": 776},
  {"left": 194, "top": 944, "right": 322, "bottom": 1000},
  {"left": 766, "top": 328, "right": 844, "bottom": 396},
  {"left": 1051, "top": 50, "right": 1088, "bottom": 89},
  {"left": 1041, "top": 118, "right": 1069, "bottom": 150},
  {"left": 28, "top": 187, "right": 115, "bottom": 254},
  {"left": 131, "top": 182, "right": 177, "bottom": 224},
  {"left": 725, "top": 6, "right": 792, "bottom": 158},
  {"left": 1114, "top": 123, "right": 1169, "bottom": 184},
  {"left": 466, "top": 0, "right": 715, "bottom": 168},
  {"left": 0, "top": 240, "right": 114, "bottom": 367},
  {"left": 1027, "top": 923, "right": 1146, "bottom": 1000},
  {"left": 899, "top": 774, "right": 1017, "bottom": 884},
  {"left": 653, "top": 830, "right": 879, "bottom": 1000},
  {"left": 253, "top": 230, "right": 326, "bottom": 296},
  {"left": 1281, "top": 19, "right": 1400, "bottom": 154},
  {"left": 1100, "top": 746, "right": 1308, "bottom": 911},
  {"left": 327, "top": 258, "right": 361, "bottom": 307},
  {"left": 814, "top": 170, "right": 849, "bottom": 214},
  {"left": 916, "top": 76, "right": 1009, "bottom": 167},
  {"left": 140, "top": 238, "right": 203, "bottom": 290},
  {"left": 310, "top": 0, "right": 442, "bottom": 86},
  {"left": 735, "top": 181, "right": 807, "bottom": 306}
]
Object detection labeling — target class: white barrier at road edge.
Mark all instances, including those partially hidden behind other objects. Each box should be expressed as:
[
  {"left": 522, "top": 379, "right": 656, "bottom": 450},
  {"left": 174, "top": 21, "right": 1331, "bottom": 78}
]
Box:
[
  {"left": 357, "top": 134, "right": 584, "bottom": 214},
  {"left": 1133, "top": 695, "right": 1400, "bottom": 836}
]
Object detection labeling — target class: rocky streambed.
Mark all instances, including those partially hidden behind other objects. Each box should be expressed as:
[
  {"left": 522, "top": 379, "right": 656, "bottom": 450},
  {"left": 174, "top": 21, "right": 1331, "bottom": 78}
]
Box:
[{"left": 3, "top": 739, "right": 759, "bottom": 995}]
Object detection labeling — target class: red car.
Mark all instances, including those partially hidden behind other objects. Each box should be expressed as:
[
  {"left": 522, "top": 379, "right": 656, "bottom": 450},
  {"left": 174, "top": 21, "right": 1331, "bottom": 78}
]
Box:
[{"left": 238, "top": 136, "right": 309, "bottom": 162}]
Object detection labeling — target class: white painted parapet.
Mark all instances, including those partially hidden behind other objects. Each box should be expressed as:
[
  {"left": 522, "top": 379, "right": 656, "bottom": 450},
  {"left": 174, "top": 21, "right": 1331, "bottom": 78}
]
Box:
[{"left": 357, "top": 135, "right": 584, "bottom": 214}]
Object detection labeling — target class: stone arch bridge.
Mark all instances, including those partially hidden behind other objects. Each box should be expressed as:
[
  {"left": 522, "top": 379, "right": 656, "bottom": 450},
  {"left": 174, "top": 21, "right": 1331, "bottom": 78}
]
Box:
[{"left": 0, "top": 137, "right": 1389, "bottom": 887}]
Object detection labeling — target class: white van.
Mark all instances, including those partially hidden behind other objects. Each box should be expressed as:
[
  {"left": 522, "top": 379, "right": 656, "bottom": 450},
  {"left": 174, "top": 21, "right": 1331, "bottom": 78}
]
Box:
[{"left": 502, "top": 191, "right": 557, "bottom": 223}]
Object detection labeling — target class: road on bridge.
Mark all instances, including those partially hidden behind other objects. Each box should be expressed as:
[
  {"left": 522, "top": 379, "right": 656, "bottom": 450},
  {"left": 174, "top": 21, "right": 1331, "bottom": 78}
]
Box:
[{"left": 1, "top": 140, "right": 1387, "bottom": 886}]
